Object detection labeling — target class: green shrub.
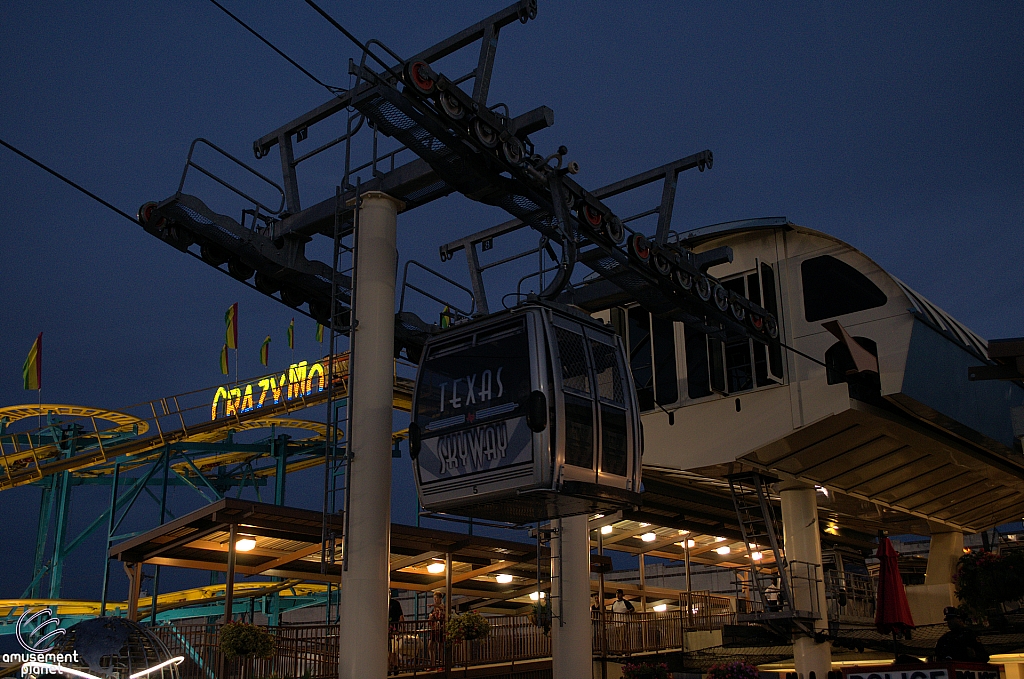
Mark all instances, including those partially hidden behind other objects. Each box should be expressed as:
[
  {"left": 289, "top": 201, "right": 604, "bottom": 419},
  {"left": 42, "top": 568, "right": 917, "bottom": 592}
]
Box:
[{"left": 220, "top": 622, "right": 275, "bottom": 660}]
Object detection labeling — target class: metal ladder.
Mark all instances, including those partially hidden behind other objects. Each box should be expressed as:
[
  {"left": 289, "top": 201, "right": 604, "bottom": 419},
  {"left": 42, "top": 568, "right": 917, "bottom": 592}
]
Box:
[{"left": 728, "top": 472, "right": 795, "bottom": 621}]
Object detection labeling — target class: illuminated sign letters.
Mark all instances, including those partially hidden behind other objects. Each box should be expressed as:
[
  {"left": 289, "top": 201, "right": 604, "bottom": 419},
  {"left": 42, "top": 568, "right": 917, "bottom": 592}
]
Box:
[{"left": 210, "top": 356, "right": 341, "bottom": 420}]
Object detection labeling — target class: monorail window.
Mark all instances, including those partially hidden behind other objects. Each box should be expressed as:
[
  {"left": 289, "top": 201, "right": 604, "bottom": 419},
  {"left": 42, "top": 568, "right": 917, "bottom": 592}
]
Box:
[
  {"left": 802, "top": 255, "right": 887, "bottom": 322},
  {"left": 415, "top": 320, "right": 533, "bottom": 437},
  {"left": 685, "top": 263, "right": 783, "bottom": 398},
  {"left": 627, "top": 307, "right": 678, "bottom": 411}
]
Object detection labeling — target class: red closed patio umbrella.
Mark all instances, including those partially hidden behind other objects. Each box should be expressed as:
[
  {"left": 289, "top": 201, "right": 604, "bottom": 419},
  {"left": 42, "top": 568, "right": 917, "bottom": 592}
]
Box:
[{"left": 875, "top": 536, "right": 915, "bottom": 656}]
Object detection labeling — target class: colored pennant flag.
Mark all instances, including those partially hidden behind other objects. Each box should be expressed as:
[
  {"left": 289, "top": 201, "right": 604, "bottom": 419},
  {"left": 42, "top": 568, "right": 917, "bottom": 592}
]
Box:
[
  {"left": 316, "top": 323, "right": 324, "bottom": 343},
  {"left": 260, "top": 335, "right": 271, "bottom": 366},
  {"left": 440, "top": 306, "right": 451, "bottom": 329},
  {"left": 22, "top": 333, "right": 42, "bottom": 391},
  {"left": 220, "top": 344, "right": 229, "bottom": 375},
  {"left": 287, "top": 318, "right": 294, "bottom": 350},
  {"left": 225, "top": 303, "right": 238, "bottom": 349}
]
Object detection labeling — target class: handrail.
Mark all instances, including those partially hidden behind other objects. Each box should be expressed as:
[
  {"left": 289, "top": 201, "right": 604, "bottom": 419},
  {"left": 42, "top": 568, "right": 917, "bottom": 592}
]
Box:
[
  {"left": 176, "top": 138, "right": 286, "bottom": 215},
  {"left": 399, "top": 259, "right": 476, "bottom": 319}
]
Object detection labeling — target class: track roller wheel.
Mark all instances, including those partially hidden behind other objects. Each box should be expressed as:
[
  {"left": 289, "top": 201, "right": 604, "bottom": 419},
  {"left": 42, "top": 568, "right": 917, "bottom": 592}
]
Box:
[
  {"left": 502, "top": 136, "right": 524, "bottom": 164},
  {"left": 200, "top": 242, "right": 229, "bottom": 266},
  {"left": 603, "top": 216, "right": 625, "bottom": 244},
  {"left": 254, "top": 272, "right": 280, "bottom": 295},
  {"left": 582, "top": 204, "right": 603, "bottom": 228},
  {"left": 673, "top": 269, "right": 693, "bottom": 291},
  {"left": 138, "top": 202, "right": 158, "bottom": 225},
  {"left": 307, "top": 299, "right": 331, "bottom": 323},
  {"left": 749, "top": 313, "right": 764, "bottom": 332},
  {"left": 730, "top": 299, "right": 746, "bottom": 322},
  {"left": 472, "top": 119, "right": 499, "bottom": 149},
  {"left": 765, "top": 314, "right": 779, "bottom": 339},
  {"left": 652, "top": 252, "right": 673, "bottom": 276},
  {"left": 695, "top": 275, "right": 712, "bottom": 302},
  {"left": 628, "top": 233, "right": 650, "bottom": 261},
  {"left": 406, "top": 61, "right": 435, "bottom": 95},
  {"left": 438, "top": 89, "right": 465, "bottom": 120},
  {"left": 712, "top": 284, "right": 729, "bottom": 312},
  {"left": 228, "top": 258, "right": 255, "bottom": 281},
  {"left": 168, "top": 224, "right": 194, "bottom": 250},
  {"left": 280, "top": 288, "right": 305, "bottom": 308}
]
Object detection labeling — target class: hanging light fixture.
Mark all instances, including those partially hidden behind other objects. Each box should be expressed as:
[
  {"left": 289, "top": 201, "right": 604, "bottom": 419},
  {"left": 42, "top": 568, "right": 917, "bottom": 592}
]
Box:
[
  {"left": 751, "top": 551, "right": 763, "bottom": 561},
  {"left": 641, "top": 532, "right": 657, "bottom": 542},
  {"left": 427, "top": 562, "right": 446, "bottom": 574},
  {"left": 601, "top": 525, "right": 614, "bottom": 535},
  {"left": 529, "top": 591, "right": 546, "bottom": 601},
  {"left": 235, "top": 536, "right": 257, "bottom": 552},
  {"left": 495, "top": 574, "right": 513, "bottom": 584},
  {"left": 653, "top": 604, "right": 668, "bottom": 612},
  {"left": 715, "top": 545, "right": 731, "bottom": 555}
]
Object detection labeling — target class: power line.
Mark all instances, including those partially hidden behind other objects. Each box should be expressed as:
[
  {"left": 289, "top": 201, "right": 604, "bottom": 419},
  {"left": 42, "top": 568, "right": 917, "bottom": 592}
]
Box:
[
  {"left": 208, "top": 0, "right": 346, "bottom": 96},
  {"left": 0, "top": 137, "right": 138, "bottom": 226},
  {"left": 303, "top": 0, "right": 402, "bottom": 79}
]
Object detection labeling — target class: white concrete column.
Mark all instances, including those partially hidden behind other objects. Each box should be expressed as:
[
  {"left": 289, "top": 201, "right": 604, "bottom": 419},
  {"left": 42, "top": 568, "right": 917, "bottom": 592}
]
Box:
[
  {"left": 552, "top": 514, "right": 593, "bottom": 679},
  {"left": 925, "top": 527, "right": 964, "bottom": 586},
  {"left": 338, "top": 191, "right": 402, "bottom": 679},
  {"left": 780, "top": 480, "right": 831, "bottom": 679}
]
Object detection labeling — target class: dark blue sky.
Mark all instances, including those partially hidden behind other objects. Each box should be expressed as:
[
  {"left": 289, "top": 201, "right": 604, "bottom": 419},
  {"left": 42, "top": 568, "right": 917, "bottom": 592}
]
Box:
[{"left": 0, "top": 2, "right": 1021, "bottom": 602}]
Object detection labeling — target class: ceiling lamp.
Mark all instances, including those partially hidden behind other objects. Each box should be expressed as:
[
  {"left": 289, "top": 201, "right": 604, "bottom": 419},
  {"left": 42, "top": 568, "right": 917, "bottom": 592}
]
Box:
[
  {"left": 751, "top": 551, "right": 763, "bottom": 561},
  {"left": 715, "top": 545, "right": 732, "bottom": 555},
  {"left": 601, "top": 525, "right": 614, "bottom": 535},
  {"left": 638, "top": 522, "right": 651, "bottom": 527},
  {"left": 679, "top": 539, "right": 696, "bottom": 548},
  {"left": 495, "top": 574, "right": 513, "bottom": 584},
  {"left": 641, "top": 532, "right": 657, "bottom": 542},
  {"left": 235, "top": 537, "right": 257, "bottom": 552},
  {"left": 653, "top": 604, "right": 667, "bottom": 612},
  {"left": 529, "top": 591, "right": 546, "bottom": 601},
  {"left": 427, "top": 562, "right": 446, "bottom": 574},
  {"left": 714, "top": 536, "right": 726, "bottom": 542},
  {"left": 678, "top": 530, "right": 689, "bottom": 536}
]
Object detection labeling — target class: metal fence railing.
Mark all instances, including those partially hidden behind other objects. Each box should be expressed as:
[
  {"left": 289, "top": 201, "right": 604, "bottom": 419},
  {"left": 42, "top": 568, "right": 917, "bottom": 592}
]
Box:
[{"left": 153, "top": 597, "right": 744, "bottom": 675}]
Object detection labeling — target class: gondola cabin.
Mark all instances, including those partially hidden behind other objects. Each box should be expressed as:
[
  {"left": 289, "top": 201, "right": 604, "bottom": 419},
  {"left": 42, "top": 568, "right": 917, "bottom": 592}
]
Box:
[{"left": 410, "top": 301, "right": 643, "bottom": 523}]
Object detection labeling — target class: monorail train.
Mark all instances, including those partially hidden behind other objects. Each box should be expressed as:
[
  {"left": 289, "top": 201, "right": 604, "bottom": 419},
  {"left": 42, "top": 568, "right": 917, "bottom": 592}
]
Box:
[
  {"left": 570, "top": 217, "right": 1024, "bottom": 532},
  {"left": 409, "top": 300, "right": 643, "bottom": 523}
]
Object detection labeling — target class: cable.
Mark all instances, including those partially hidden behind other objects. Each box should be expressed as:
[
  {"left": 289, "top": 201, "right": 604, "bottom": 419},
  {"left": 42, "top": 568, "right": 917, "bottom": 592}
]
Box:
[
  {"left": 303, "top": 0, "right": 402, "bottom": 79},
  {"left": 207, "top": 0, "right": 346, "bottom": 96},
  {"left": 0, "top": 137, "right": 138, "bottom": 226}
]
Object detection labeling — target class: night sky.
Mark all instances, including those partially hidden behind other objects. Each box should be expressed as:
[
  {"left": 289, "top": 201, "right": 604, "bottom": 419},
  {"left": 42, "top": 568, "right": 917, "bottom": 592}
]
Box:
[{"left": 0, "top": 2, "right": 1021, "bottom": 606}]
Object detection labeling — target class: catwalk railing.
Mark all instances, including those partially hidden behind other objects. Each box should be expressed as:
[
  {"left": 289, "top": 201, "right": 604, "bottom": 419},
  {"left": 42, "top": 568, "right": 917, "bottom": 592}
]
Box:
[{"left": 151, "top": 593, "right": 737, "bottom": 677}]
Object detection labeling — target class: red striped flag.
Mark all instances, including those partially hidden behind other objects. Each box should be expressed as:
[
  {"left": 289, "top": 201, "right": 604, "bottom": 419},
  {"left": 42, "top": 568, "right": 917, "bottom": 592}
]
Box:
[
  {"left": 225, "top": 303, "right": 238, "bottom": 349},
  {"left": 23, "top": 333, "right": 42, "bottom": 390}
]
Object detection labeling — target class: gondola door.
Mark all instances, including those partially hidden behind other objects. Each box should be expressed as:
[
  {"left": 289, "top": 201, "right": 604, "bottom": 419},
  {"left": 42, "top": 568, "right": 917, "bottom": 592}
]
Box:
[
  {"left": 550, "top": 316, "right": 600, "bottom": 486},
  {"left": 589, "top": 329, "right": 636, "bottom": 491}
]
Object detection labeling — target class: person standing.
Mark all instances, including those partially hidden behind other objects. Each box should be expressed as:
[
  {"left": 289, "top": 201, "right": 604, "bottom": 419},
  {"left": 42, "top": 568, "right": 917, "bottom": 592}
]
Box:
[
  {"left": 428, "top": 591, "right": 447, "bottom": 670},
  {"left": 388, "top": 590, "right": 405, "bottom": 675},
  {"left": 932, "top": 607, "right": 989, "bottom": 662}
]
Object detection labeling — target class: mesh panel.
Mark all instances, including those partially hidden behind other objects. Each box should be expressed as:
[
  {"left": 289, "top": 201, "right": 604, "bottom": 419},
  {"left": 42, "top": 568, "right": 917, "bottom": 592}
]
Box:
[
  {"left": 590, "top": 340, "right": 624, "bottom": 404},
  {"left": 169, "top": 203, "right": 214, "bottom": 226},
  {"left": 600, "top": 405, "right": 628, "bottom": 477},
  {"left": 554, "top": 327, "right": 589, "bottom": 393}
]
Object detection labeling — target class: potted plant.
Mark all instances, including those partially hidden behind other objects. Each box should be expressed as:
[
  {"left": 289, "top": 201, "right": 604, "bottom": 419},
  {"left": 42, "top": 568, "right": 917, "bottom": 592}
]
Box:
[
  {"left": 621, "top": 661, "right": 669, "bottom": 679},
  {"left": 446, "top": 611, "right": 491, "bottom": 643},
  {"left": 954, "top": 549, "right": 1024, "bottom": 620},
  {"left": 529, "top": 600, "right": 552, "bottom": 634},
  {"left": 706, "top": 661, "right": 761, "bottom": 679},
  {"left": 219, "top": 622, "right": 275, "bottom": 661}
]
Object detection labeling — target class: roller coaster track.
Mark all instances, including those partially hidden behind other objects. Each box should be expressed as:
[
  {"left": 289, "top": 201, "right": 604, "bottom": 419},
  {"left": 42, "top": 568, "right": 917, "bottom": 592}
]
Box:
[{"left": 0, "top": 353, "right": 413, "bottom": 491}]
